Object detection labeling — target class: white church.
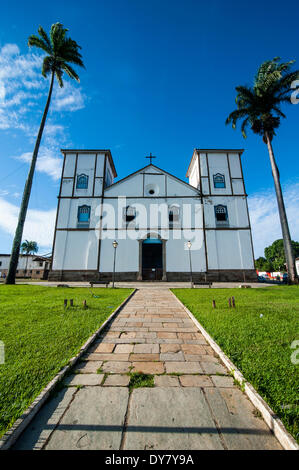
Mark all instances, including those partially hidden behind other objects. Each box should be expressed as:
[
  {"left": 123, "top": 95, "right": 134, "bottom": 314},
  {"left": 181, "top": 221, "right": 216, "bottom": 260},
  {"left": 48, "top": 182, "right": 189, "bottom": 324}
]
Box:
[{"left": 49, "top": 148, "right": 256, "bottom": 282}]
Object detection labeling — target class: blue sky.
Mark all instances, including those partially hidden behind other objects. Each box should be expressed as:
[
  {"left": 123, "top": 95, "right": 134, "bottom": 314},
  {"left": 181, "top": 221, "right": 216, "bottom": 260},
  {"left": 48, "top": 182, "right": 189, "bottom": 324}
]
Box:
[{"left": 0, "top": 0, "right": 298, "bottom": 257}]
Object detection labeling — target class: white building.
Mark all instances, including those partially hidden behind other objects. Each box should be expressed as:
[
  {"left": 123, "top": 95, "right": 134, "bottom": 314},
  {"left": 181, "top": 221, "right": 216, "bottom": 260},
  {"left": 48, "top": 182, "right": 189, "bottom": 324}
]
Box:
[
  {"left": 0, "top": 254, "right": 51, "bottom": 279},
  {"left": 49, "top": 148, "right": 256, "bottom": 282}
]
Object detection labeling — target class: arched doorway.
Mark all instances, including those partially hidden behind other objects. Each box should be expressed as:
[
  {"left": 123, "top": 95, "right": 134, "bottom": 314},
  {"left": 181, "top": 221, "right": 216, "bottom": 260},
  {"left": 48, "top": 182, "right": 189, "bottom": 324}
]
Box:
[{"left": 142, "top": 238, "right": 163, "bottom": 280}]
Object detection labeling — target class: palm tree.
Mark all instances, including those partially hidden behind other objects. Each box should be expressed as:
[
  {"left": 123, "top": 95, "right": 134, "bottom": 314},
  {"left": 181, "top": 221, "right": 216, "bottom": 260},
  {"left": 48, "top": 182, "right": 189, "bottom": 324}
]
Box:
[
  {"left": 21, "top": 240, "right": 38, "bottom": 276},
  {"left": 226, "top": 57, "right": 299, "bottom": 283},
  {"left": 6, "top": 23, "right": 84, "bottom": 284}
]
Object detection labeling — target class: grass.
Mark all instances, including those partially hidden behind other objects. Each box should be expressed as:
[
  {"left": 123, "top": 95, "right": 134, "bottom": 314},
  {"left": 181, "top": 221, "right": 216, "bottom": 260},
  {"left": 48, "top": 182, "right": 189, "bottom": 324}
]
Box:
[
  {"left": 128, "top": 372, "right": 154, "bottom": 391},
  {"left": 172, "top": 286, "right": 299, "bottom": 442},
  {"left": 0, "top": 285, "right": 133, "bottom": 438}
]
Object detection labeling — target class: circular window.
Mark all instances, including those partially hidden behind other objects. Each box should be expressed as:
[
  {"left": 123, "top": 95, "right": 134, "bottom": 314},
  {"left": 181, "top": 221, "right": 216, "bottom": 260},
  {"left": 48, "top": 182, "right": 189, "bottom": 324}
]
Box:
[{"left": 145, "top": 184, "right": 159, "bottom": 196}]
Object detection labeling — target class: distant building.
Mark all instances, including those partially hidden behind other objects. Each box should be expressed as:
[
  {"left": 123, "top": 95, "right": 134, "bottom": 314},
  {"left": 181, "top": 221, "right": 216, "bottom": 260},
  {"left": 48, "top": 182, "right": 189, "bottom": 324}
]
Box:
[
  {"left": 49, "top": 148, "right": 256, "bottom": 282},
  {"left": 296, "top": 258, "right": 299, "bottom": 276},
  {"left": 0, "top": 254, "right": 51, "bottom": 280}
]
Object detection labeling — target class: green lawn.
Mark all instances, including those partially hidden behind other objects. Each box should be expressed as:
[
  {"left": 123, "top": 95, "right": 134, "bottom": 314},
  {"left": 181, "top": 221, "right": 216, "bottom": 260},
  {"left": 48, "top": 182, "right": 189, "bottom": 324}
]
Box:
[
  {"left": 172, "top": 286, "right": 299, "bottom": 442},
  {"left": 0, "top": 285, "right": 132, "bottom": 438}
]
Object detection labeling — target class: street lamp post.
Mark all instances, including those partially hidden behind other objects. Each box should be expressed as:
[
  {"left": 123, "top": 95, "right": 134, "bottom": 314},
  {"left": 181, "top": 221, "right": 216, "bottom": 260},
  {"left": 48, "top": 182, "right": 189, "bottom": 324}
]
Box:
[
  {"left": 187, "top": 241, "right": 193, "bottom": 288},
  {"left": 112, "top": 240, "right": 118, "bottom": 288}
]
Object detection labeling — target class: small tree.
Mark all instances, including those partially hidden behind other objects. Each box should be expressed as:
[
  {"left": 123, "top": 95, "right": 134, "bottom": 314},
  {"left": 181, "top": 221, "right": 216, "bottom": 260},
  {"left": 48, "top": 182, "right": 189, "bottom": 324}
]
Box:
[
  {"left": 255, "top": 256, "right": 273, "bottom": 272},
  {"left": 21, "top": 240, "right": 38, "bottom": 276},
  {"left": 264, "top": 239, "right": 299, "bottom": 272}
]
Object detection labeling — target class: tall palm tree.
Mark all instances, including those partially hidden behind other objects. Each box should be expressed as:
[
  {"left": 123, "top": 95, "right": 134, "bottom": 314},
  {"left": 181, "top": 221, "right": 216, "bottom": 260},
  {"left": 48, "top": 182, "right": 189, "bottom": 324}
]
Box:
[
  {"left": 21, "top": 240, "right": 38, "bottom": 276},
  {"left": 6, "top": 23, "right": 84, "bottom": 284},
  {"left": 226, "top": 57, "right": 299, "bottom": 283}
]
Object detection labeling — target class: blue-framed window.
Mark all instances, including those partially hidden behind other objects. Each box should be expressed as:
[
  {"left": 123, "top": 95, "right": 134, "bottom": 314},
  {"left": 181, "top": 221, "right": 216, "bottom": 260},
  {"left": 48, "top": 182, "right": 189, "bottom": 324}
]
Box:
[
  {"left": 76, "top": 174, "right": 89, "bottom": 189},
  {"left": 215, "top": 205, "right": 228, "bottom": 223},
  {"left": 213, "top": 173, "right": 225, "bottom": 188},
  {"left": 77, "top": 205, "right": 91, "bottom": 227}
]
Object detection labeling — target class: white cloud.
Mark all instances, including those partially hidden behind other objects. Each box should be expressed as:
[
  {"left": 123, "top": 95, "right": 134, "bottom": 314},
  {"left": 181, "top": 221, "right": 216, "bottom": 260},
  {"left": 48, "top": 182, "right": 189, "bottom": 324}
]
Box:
[
  {"left": 0, "top": 197, "right": 56, "bottom": 249},
  {"left": 248, "top": 181, "right": 299, "bottom": 258},
  {"left": 15, "top": 148, "right": 63, "bottom": 181},
  {"left": 52, "top": 81, "right": 85, "bottom": 112}
]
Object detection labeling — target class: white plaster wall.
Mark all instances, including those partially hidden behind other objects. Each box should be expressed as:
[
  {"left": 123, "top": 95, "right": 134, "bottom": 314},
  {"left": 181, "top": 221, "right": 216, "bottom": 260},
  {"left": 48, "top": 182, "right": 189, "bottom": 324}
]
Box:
[
  {"left": 166, "top": 235, "right": 206, "bottom": 272},
  {"left": 166, "top": 176, "right": 199, "bottom": 197},
  {"left": 96, "top": 154, "right": 105, "bottom": 177},
  {"left": 203, "top": 196, "right": 249, "bottom": 228},
  {"left": 200, "top": 154, "right": 208, "bottom": 177},
  {"left": 53, "top": 230, "right": 98, "bottom": 270},
  {"left": 101, "top": 197, "right": 203, "bottom": 230},
  {"left": 206, "top": 229, "right": 253, "bottom": 269},
  {"left": 100, "top": 234, "right": 138, "bottom": 272},
  {"left": 0, "top": 256, "right": 41, "bottom": 270},
  {"left": 232, "top": 179, "right": 245, "bottom": 195},
  {"left": 144, "top": 174, "right": 166, "bottom": 196},
  {"left": 228, "top": 153, "right": 242, "bottom": 178},
  {"left": 207, "top": 153, "right": 232, "bottom": 195},
  {"left": 63, "top": 154, "right": 76, "bottom": 177},
  {"left": 189, "top": 157, "right": 199, "bottom": 189},
  {"left": 94, "top": 178, "right": 103, "bottom": 197},
  {"left": 105, "top": 174, "right": 143, "bottom": 197},
  {"left": 57, "top": 198, "right": 101, "bottom": 229},
  {"left": 61, "top": 178, "right": 73, "bottom": 197},
  {"left": 73, "top": 154, "right": 96, "bottom": 198},
  {"left": 201, "top": 178, "right": 209, "bottom": 194}
]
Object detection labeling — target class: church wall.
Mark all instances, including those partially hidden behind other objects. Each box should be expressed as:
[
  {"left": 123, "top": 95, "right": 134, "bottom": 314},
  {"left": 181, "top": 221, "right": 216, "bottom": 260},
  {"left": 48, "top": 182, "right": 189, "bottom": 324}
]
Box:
[
  {"left": 52, "top": 230, "right": 98, "bottom": 270},
  {"left": 206, "top": 229, "right": 254, "bottom": 270},
  {"left": 57, "top": 198, "right": 101, "bottom": 229},
  {"left": 63, "top": 153, "right": 76, "bottom": 177},
  {"left": 203, "top": 196, "right": 249, "bottom": 228},
  {"left": 100, "top": 234, "right": 139, "bottom": 272},
  {"left": 166, "top": 236, "right": 206, "bottom": 272}
]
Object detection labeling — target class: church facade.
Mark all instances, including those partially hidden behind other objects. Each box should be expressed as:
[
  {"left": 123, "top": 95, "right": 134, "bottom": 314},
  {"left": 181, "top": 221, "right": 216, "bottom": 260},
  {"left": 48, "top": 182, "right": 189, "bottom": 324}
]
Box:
[{"left": 49, "top": 148, "right": 257, "bottom": 282}]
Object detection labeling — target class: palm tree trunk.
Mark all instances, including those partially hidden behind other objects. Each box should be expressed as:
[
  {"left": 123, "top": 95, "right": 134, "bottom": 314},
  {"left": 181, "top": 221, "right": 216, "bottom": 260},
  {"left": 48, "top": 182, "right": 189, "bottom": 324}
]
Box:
[
  {"left": 265, "top": 132, "right": 298, "bottom": 283},
  {"left": 5, "top": 72, "right": 55, "bottom": 285}
]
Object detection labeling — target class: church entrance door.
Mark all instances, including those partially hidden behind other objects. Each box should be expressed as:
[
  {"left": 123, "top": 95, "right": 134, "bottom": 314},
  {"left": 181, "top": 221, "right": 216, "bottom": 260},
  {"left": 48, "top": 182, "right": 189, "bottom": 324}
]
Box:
[{"left": 142, "top": 239, "right": 163, "bottom": 280}]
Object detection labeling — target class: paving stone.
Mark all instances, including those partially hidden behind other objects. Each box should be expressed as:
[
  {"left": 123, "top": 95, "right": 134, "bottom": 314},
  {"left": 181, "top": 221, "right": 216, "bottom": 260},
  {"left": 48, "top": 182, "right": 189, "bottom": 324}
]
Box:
[
  {"left": 133, "top": 343, "right": 159, "bottom": 353},
  {"left": 93, "top": 343, "right": 115, "bottom": 353},
  {"left": 66, "top": 374, "right": 104, "bottom": 386},
  {"left": 75, "top": 361, "right": 103, "bottom": 374},
  {"left": 135, "top": 332, "right": 157, "bottom": 339},
  {"left": 160, "top": 344, "right": 181, "bottom": 353},
  {"left": 154, "top": 375, "right": 180, "bottom": 387},
  {"left": 132, "top": 362, "right": 164, "bottom": 374},
  {"left": 160, "top": 351, "right": 185, "bottom": 362},
  {"left": 123, "top": 388, "right": 223, "bottom": 450},
  {"left": 103, "top": 374, "right": 130, "bottom": 387},
  {"left": 184, "top": 354, "right": 219, "bottom": 362},
  {"left": 211, "top": 375, "right": 235, "bottom": 388},
  {"left": 181, "top": 344, "right": 207, "bottom": 355},
  {"left": 157, "top": 332, "right": 177, "bottom": 339},
  {"left": 148, "top": 338, "right": 184, "bottom": 344},
  {"left": 102, "top": 331, "right": 120, "bottom": 338},
  {"left": 84, "top": 353, "right": 129, "bottom": 362},
  {"left": 203, "top": 387, "right": 282, "bottom": 450},
  {"left": 45, "top": 387, "right": 129, "bottom": 450},
  {"left": 201, "top": 362, "right": 228, "bottom": 375},
  {"left": 120, "top": 332, "right": 136, "bottom": 338},
  {"left": 179, "top": 375, "right": 214, "bottom": 387},
  {"left": 13, "top": 387, "right": 77, "bottom": 450},
  {"left": 114, "top": 344, "right": 134, "bottom": 354},
  {"left": 101, "top": 361, "right": 131, "bottom": 373},
  {"left": 130, "top": 354, "right": 160, "bottom": 362},
  {"left": 165, "top": 361, "right": 203, "bottom": 374}
]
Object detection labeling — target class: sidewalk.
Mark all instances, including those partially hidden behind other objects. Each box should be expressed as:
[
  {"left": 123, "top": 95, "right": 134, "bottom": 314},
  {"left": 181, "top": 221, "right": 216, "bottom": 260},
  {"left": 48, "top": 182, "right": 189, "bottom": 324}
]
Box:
[{"left": 13, "top": 289, "right": 281, "bottom": 450}]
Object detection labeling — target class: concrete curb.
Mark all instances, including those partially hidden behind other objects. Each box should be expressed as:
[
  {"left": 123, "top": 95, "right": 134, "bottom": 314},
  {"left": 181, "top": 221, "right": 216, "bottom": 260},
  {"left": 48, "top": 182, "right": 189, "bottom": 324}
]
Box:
[
  {"left": 170, "top": 290, "right": 299, "bottom": 451},
  {"left": 0, "top": 288, "right": 137, "bottom": 450}
]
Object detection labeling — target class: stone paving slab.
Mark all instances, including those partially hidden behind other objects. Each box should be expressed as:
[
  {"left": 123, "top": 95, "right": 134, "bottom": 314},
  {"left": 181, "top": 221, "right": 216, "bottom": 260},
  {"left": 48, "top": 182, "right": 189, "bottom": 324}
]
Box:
[
  {"left": 13, "top": 288, "right": 282, "bottom": 450},
  {"left": 123, "top": 388, "right": 224, "bottom": 450},
  {"left": 45, "top": 387, "right": 129, "bottom": 450}
]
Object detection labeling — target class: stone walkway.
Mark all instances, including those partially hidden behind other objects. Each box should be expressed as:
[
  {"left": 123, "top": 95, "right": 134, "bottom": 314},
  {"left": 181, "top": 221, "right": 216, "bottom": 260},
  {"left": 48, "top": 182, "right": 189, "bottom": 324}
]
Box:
[{"left": 14, "top": 289, "right": 281, "bottom": 450}]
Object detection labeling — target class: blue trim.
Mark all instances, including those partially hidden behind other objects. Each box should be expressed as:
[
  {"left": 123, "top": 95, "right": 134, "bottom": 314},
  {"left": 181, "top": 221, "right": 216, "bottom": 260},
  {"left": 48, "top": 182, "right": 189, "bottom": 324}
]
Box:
[{"left": 143, "top": 238, "right": 162, "bottom": 244}]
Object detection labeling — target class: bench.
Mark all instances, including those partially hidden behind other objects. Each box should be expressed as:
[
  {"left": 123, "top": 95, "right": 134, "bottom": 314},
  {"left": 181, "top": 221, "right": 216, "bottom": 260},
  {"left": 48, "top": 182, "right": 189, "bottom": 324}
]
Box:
[
  {"left": 89, "top": 281, "right": 109, "bottom": 288},
  {"left": 193, "top": 281, "right": 212, "bottom": 288}
]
